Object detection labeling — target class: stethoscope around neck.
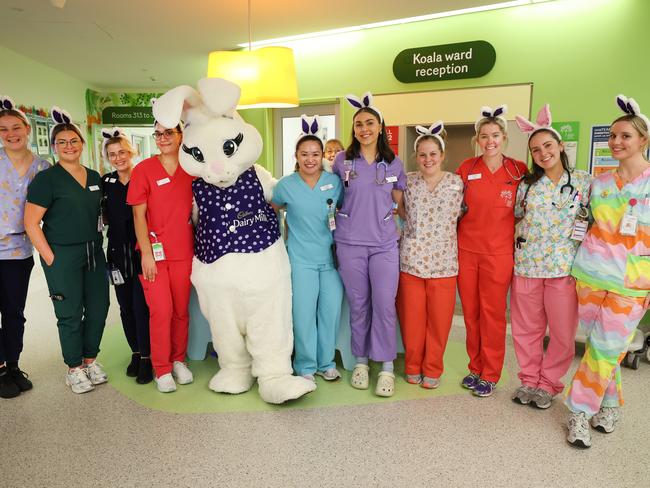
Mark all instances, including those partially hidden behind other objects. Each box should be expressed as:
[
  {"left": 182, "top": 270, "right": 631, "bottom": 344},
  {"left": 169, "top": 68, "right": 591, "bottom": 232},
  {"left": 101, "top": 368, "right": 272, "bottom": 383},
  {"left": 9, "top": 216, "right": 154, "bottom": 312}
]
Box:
[
  {"left": 520, "top": 169, "right": 578, "bottom": 213},
  {"left": 344, "top": 159, "right": 389, "bottom": 186},
  {"left": 460, "top": 155, "right": 523, "bottom": 215}
]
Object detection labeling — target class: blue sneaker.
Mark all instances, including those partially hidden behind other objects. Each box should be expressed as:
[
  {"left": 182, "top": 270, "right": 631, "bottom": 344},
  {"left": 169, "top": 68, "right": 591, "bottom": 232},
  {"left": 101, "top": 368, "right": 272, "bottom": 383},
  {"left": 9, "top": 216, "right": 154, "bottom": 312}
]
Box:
[
  {"left": 461, "top": 373, "right": 480, "bottom": 390},
  {"left": 473, "top": 379, "right": 496, "bottom": 397}
]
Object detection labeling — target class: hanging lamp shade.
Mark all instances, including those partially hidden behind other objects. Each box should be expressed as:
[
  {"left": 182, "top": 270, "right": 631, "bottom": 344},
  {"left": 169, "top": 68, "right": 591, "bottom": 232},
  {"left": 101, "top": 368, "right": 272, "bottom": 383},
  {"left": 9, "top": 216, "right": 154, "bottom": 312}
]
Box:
[{"left": 207, "top": 46, "right": 299, "bottom": 109}]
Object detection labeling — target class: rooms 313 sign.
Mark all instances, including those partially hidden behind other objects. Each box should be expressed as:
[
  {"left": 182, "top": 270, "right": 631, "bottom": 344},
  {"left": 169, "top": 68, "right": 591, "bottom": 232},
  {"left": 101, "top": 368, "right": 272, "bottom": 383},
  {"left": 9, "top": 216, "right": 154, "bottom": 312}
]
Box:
[{"left": 393, "top": 41, "right": 496, "bottom": 83}]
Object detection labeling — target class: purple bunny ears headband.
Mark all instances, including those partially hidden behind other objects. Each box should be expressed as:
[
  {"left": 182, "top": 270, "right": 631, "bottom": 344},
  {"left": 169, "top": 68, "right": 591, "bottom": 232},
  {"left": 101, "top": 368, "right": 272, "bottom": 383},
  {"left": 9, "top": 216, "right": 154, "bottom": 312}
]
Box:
[
  {"left": 345, "top": 92, "right": 383, "bottom": 123},
  {"left": 616, "top": 94, "right": 650, "bottom": 130},
  {"left": 101, "top": 127, "right": 127, "bottom": 160},
  {"left": 0, "top": 95, "right": 30, "bottom": 126},
  {"left": 475, "top": 104, "right": 507, "bottom": 132},
  {"left": 515, "top": 104, "right": 561, "bottom": 140},
  {"left": 414, "top": 121, "right": 445, "bottom": 151},
  {"left": 49, "top": 106, "right": 83, "bottom": 143},
  {"left": 299, "top": 114, "right": 321, "bottom": 138}
]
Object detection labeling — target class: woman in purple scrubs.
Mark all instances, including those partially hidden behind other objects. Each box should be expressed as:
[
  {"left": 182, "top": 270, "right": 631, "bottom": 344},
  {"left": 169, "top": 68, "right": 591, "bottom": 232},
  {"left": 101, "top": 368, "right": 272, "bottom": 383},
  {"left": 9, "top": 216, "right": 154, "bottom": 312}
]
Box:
[{"left": 332, "top": 92, "right": 406, "bottom": 397}]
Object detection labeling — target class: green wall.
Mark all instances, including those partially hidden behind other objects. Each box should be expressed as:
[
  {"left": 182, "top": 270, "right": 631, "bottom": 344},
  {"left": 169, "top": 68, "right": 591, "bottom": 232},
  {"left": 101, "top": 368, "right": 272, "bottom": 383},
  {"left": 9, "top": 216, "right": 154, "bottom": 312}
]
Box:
[{"left": 285, "top": 0, "right": 648, "bottom": 172}]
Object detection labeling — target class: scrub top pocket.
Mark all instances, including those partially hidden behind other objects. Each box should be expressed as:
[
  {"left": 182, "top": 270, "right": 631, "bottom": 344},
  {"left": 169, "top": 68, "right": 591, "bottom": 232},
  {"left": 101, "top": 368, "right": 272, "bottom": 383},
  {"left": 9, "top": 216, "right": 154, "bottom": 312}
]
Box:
[{"left": 624, "top": 254, "right": 650, "bottom": 290}]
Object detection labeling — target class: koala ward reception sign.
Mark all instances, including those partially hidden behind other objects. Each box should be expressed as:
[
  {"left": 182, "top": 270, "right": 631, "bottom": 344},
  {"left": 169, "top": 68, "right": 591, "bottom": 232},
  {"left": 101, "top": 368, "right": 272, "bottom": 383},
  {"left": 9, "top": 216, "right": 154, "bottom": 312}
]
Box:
[{"left": 393, "top": 41, "right": 496, "bottom": 83}]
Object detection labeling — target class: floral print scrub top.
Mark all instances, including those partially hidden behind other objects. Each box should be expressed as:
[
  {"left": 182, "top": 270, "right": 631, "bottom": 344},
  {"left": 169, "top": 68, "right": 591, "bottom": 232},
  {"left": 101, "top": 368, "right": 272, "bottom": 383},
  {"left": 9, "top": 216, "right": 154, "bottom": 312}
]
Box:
[
  {"left": 0, "top": 148, "right": 50, "bottom": 259},
  {"left": 400, "top": 171, "right": 464, "bottom": 278},
  {"left": 514, "top": 169, "right": 592, "bottom": 278}
]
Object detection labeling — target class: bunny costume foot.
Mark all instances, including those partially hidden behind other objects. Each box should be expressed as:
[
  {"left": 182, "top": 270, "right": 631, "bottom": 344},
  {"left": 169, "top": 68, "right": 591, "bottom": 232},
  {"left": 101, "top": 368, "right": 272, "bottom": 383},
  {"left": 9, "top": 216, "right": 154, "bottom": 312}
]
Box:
[{"left": 153, "top": 77, "right": 315, "bottom": 404}]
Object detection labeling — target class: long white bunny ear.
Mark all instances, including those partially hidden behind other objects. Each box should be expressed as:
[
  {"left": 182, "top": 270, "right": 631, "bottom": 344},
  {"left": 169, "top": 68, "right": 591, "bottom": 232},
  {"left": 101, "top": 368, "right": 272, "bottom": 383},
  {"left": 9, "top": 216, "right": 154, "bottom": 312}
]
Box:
[
  {"left": 345, "top": 91, "right": 383, "bottom": 122},
  {"left": 345, "top": 94, "right": 364, "bottom": 109},
  {"left": 616, "top": 94, "right": 650, "bottom": 129},
  {"left": 197, "top": 78, "right": 241, "bottom": 116},
  {"left": 152, "top": 85, "right": 202, "bottom": 129}
]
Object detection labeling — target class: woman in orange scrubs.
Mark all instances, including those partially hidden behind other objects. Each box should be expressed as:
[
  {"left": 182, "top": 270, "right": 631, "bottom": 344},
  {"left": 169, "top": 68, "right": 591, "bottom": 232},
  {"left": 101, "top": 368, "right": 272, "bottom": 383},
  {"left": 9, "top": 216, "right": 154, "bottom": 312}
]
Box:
[{"left": 455, "top": 105, "right": 528, "bottom": 397}]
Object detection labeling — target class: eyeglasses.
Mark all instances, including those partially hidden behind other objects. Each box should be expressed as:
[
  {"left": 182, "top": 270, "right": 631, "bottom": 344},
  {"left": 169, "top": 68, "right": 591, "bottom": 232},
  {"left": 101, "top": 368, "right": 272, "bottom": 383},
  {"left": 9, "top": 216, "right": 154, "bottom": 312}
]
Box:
[
  {"left": 152, "top": 129, "right": 179, "bottom": 140},
  {"left": 55, "top": 139, "right": 82, "bottom": 148},
  {"left": 108, "top": 150, "right": 130, "bottom": 160}
]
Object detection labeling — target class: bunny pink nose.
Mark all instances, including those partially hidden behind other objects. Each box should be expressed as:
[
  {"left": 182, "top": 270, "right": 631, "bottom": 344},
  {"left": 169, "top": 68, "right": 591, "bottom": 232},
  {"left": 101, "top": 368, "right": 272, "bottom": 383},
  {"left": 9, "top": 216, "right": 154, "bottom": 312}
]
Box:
[{"left": 209, "top": 160, "right": 225, "bottom": 175}]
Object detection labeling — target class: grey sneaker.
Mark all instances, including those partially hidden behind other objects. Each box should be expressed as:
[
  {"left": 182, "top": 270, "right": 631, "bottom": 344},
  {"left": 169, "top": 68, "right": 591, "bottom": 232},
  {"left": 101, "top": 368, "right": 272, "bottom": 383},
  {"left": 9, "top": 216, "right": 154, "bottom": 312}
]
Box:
[
  {"left": 567, "top": 412, "right": 591, "bottom": 448},
  {"left": 512, "top": 385, "right": 536, "bottom": 405},
  {"left": 315, "top": 368, "right": 341, "bottom": 381},
  {"left": 65, "top": 367, "right": 95, "bottom": 394},
  {"left": 531, "top": 388, "right": 553, "bottom": 409},
  {"left": 83, "top": 361, "right": 108, "bottom": 385},
  {"left": 590, "top": 407, "right": 621, "bottom": 433}
]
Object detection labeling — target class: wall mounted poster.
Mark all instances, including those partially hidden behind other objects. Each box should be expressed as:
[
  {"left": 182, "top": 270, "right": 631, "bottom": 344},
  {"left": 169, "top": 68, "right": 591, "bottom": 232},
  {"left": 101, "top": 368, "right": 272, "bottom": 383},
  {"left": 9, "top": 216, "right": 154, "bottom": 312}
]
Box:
[{"left": 589, "top": 125, "right": 616, "bottom": 176}]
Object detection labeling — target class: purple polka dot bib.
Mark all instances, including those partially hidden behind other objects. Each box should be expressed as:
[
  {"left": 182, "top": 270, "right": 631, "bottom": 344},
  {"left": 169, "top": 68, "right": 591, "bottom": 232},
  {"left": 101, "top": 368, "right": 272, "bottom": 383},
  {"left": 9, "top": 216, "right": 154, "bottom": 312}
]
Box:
[{"left": 193, "top": 168, "right": 280, "bottom": 264}]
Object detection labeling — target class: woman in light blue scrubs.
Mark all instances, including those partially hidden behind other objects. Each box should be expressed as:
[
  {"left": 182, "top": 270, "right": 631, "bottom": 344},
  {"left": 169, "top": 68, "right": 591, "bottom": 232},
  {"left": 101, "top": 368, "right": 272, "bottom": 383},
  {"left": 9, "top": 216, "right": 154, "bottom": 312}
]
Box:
[{"left": 272, "top": 127, "right": 344, "bottom": 383}]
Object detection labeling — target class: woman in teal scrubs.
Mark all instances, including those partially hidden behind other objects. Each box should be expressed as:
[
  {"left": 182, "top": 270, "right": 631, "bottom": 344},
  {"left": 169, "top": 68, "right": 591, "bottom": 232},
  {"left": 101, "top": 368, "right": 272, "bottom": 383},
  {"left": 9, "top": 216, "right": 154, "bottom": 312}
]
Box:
[
  {"left": 272, "top": 130, "right": 344, "bottom": 382},
  {"left": 24, "top": 109, "right": 109, "bottom": 394}
]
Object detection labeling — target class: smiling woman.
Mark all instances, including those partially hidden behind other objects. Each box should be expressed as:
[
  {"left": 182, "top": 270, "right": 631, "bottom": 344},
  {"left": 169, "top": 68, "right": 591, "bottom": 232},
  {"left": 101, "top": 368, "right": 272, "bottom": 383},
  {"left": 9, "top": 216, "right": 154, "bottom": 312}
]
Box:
[{"left": 24, "top": 106, "right": 110, "bottom": 395}]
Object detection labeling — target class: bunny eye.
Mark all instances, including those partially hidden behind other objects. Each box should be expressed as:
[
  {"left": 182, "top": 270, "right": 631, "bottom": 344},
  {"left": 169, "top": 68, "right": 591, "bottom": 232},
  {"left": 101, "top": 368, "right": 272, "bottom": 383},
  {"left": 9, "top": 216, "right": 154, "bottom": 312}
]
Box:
[
  {"left": 223, "top": 133, "right": 244, "bottom": 157},
  {"left": 182, "top": 144, "right": 204, "bottom": 163}
]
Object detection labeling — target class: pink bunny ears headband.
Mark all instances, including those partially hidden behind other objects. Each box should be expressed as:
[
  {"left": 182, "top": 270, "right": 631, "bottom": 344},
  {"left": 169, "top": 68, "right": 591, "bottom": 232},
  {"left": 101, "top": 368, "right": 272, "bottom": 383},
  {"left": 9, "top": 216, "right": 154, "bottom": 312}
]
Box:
[
  {"left": 101, "top": 127, "right": 127, "bottom": 160},
  {"left": 414, "top": 121, "right": 445, "bottom": 151},
  {"left": 345, "top": 92, "right": 383, "bottom": 123},
  {"left": 616, "top": 94, "right": 650, "bottom": 130},
  {"left": 0, "top": 95, "right": 30, "bottom": 126},
  {"left": 475, "top": 105, "right": 507, "bottom": 132},
  {"left": 515, "top": 104, "right": 561, "bottom": 140}
]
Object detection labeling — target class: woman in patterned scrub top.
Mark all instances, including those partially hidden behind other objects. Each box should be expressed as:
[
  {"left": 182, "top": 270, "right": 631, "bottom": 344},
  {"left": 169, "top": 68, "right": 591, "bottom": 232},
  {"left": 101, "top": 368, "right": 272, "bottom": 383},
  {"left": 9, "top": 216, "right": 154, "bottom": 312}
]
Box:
[
  {"left": 0, "top": 98, "right": 49, "bottom": 399},
  {"left": 397, "top": 122, "right": 463, "bottom": 390}
]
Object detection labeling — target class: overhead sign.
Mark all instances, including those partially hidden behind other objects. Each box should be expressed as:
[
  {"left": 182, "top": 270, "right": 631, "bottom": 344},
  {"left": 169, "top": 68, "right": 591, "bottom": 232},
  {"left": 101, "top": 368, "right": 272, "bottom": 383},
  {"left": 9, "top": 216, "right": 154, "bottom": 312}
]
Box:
[
  {"left": 393, "top": 41, "right": 496, "bottom": 83},
  {"left": 102, "top": 106, "right": 154, "bottom": 125}
]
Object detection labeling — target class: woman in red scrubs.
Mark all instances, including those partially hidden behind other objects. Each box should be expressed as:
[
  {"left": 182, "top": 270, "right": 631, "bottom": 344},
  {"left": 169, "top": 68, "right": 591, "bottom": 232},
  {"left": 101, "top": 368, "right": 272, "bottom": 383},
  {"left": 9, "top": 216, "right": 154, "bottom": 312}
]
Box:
[
  {"left": 455, "top": 105, "right": 527, "bottom": 397},
  {"left": 127, "top": 122, "right": 194, "bottom": 393}
]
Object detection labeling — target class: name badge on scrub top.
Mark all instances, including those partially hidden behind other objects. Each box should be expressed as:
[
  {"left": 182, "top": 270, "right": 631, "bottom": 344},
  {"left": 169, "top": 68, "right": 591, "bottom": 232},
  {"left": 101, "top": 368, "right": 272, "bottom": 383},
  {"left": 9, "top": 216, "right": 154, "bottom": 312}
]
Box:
[
  {"left": 320, "top": 183, "right": 334, "bottom": 191},
  {"left": 108, "top": 178, "right": 117, "bottom": 183},
  {"left": 152, "top": 242, "right": 166, "bottom": 261},
  {"left": 385, "top": 175, "right": 398, "bottom": 183},
  {"left": 89, "top": 185, "right": 100, "bottom": 191},
  {"left": 157, "top": 177, "right": 171, "bottom": 186},
  {"left": 620, "top": 198, "right": 639, "bottom": 236},
  {"left": 468, "top": 173, "right": 482, "bottom": 181}
]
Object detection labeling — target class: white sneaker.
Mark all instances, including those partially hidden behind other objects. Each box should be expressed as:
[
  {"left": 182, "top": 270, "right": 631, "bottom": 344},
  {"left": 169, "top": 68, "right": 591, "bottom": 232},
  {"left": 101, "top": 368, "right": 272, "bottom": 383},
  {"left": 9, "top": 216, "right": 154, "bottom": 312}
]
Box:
[
  {"left": 315, "top": 368, "right": 341, "bottom": 381},
  {"left": 155, "top": 373, "right": 177, "bottom": 393},
  {"left": 65, "top": 367, "right": 95, "bottom": 394},
  {"left": 591, "top": 407, "right": 621, "bottom": 433},
  {"left": 172, "top": 361, "right": 193, "bottom": 385},
  {"left": 567, "top": 412, "right": 591, "bottom": 448},
  {"left": 83, "top": 361, "right": 108, "bottom": 385}
]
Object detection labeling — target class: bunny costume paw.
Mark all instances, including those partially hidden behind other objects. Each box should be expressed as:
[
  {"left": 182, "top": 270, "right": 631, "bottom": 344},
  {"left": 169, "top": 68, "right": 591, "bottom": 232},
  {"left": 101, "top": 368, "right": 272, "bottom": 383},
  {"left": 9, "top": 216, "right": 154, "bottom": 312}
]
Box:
[{"left": 153, "top": 77, "right": 314, "bottom": 404}]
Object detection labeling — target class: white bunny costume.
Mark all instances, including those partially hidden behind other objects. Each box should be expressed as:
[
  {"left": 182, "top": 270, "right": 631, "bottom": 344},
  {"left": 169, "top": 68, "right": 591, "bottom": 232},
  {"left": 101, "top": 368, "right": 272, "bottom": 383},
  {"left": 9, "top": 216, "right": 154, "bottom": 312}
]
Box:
[{"left": 152, "top": 78, "right": 316, "bottom": 404}]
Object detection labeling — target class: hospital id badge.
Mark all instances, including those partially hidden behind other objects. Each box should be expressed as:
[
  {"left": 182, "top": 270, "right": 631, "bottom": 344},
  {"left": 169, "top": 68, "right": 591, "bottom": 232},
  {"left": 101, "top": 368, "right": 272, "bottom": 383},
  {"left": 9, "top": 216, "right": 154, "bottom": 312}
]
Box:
[
  {"left": 328, "top": 209, "right": 336, "bottom": 231},
  {"left": 620, "top": 214, "right": 638, "bottom": 236},
  {"left": 97, "top": 215, "right": 105, "bottom": 232},
  {"left": 110, "top": 268, "right": 125, "bottom": 286},
  {"left": 570, "top": 219, "right": 588, "bottom": 241},
  {"left": 152, "top": 242, "right": 166, "bottom": 261}
]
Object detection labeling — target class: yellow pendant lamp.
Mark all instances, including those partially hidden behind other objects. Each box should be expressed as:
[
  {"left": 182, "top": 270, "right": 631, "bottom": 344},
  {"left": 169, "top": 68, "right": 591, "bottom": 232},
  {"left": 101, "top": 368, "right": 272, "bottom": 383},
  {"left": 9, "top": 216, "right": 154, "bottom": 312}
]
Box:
[{"left": 207, "top": 1, "right": 299, "bottom": 109}]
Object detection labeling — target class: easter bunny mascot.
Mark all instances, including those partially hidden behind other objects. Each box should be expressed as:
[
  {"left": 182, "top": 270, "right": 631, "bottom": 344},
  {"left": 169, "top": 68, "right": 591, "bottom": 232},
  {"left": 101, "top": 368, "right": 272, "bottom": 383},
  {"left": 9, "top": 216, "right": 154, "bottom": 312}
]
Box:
[{"left": 152, "top": 78, "right": 316, "bottom": 404}]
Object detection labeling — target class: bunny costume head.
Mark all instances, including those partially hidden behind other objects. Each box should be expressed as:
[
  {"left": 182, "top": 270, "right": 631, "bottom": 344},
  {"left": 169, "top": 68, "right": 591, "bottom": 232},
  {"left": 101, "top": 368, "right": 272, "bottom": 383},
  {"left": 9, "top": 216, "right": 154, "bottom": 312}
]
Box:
[{"left": 152, "top": 78, "right": 263, "bottom": 188}]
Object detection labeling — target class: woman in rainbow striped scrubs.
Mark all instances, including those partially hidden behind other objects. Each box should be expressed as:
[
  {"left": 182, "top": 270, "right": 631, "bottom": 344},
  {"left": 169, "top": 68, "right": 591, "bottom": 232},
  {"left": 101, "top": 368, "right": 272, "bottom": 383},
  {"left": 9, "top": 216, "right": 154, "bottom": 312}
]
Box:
[{"left": 565, "top": 94, "right": 650, "bottom": 448}]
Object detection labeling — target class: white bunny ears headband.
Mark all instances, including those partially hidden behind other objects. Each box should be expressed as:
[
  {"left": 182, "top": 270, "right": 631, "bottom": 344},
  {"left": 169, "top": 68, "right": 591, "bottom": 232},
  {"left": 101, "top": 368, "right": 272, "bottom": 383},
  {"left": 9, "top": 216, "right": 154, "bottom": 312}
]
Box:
[
  {"left": 49, "top": 106, "right": 83, "bottom": 144},
  {"left": 475, "top": 104, "right": 507, "bottom": 132},
  {"left": 616, "top": 94, "right": 650, "bottom": 130},
  {"left": 101, "top": 127, "right": 128, "bottom": 160},
  {"left": 345, "top": 92, "right": 383, "bottom": 123},
  {"left": 414, "top": 121, "right": 445, "bottom": 151},
  {"left": 515, "top": 104, "right": 561, "bottom": 140},
  {"left": 299, "top": 114, "right": 321, "bottom": 139},
  {"left": 0, "top": 95, "right": 30, "bottom": 126}
]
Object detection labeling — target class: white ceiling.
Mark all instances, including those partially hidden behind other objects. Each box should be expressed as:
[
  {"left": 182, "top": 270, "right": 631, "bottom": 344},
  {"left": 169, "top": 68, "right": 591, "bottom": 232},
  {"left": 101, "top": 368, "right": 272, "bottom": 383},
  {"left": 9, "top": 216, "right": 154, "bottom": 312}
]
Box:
[{"left": 2, "top": 0, "right": 515, "bottom": 90}]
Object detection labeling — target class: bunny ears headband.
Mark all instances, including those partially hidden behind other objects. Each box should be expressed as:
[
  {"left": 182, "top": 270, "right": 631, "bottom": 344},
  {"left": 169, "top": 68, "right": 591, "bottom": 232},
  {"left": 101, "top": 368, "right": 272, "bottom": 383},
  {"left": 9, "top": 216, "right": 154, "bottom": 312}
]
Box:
[
  {"left": 101, "top": 127, "right": 128, "bottom": 160},
  {"left": 475, "top": 104, "right": 507, "bottom": 132},
  {"left": 345, "top": 92, "right": 383, "bottom": 123},
  {"left": 414, "top": 121, "right": 445, "bottom": 151},
  {"left": 299, "top": 114, "right": 321, "bottom": 138},
  {"left": 515, "top": 104, "right": 561, "bottom": 140},
  {"left": 616, "top": 94, "right": 650, "bottom": 130},
  {"left": 49, "top": 106, "right": 83, "bottom": 144},
  {"left": 0, "top": 95, "right": 30, "bottom": 126}
]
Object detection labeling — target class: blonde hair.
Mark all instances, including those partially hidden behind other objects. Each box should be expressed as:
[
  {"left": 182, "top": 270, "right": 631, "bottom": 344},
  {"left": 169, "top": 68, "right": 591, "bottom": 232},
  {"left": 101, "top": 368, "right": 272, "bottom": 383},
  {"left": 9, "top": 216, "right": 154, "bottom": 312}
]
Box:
[
  {"left": 104, "top": 136, "right": 138, "bottom": 161},
  {"left": 472, "top": 117, "right": 508, "bottom": 152},
  {"left": 612, "top": 114, "right": 649, "bottom": 155}
]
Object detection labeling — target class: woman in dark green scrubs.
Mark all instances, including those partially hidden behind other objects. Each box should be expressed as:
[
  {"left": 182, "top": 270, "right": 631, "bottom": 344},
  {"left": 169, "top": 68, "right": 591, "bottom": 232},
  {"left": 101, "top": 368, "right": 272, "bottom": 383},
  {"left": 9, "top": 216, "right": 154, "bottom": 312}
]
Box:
[{"left": 24, "top": 109, "right": 109, "bottom": 394}]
